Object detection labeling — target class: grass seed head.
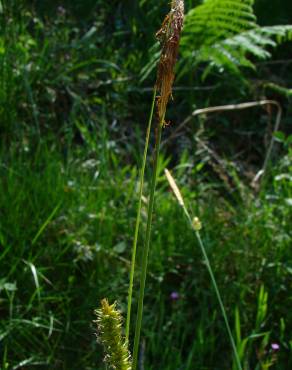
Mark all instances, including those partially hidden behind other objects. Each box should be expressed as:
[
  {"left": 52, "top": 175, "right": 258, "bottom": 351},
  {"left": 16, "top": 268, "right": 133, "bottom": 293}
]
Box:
[
  {"left": 192, "top": 217, "right": 202, "bottom": 231},
  {"left": 155, "top": 0, "right": 184, "bottom": 126},
  {"left": 164, "top": 168, "right": 185, "bottom": 207},
  {"left": 95, "top": 298, "right": 132, "bottom": 370}
]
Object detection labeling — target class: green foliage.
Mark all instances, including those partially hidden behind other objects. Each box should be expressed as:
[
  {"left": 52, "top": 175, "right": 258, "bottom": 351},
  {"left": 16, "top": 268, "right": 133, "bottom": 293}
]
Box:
[
  {"left": 233, "top": 286, "right": 271, "bottom": 370},
  {"left": 182, "top": 0, "right": 257, "bottom": 49},
  {"left": 0, "top": 0, "right": 292, "bottom": 369},
  {"left": 180, "top": 0, "right": 292, "bottom": 78},
  {"left": 140, "top": 0, "right": 292, "bottom": 90},
  {"left": 0, "top": 0, "right": 133, "bottom": 137},
  {"left": 0, "top": 139, "right": 291, "bottom": 369}
]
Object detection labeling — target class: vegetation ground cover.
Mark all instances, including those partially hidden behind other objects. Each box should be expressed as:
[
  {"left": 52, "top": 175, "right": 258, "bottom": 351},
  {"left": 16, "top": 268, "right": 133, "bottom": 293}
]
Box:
[{"left": 0, "top": 1, "right": 291, "bottom": 369}]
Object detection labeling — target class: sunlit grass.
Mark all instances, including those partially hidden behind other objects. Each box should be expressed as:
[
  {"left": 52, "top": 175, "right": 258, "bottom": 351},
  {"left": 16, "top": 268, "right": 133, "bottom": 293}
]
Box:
[
  {"left": 0, "top": 138, "right": 291, "bottom": 369},
  {"left": 0, "top": 1, "right": 291, "bottom": 369}
]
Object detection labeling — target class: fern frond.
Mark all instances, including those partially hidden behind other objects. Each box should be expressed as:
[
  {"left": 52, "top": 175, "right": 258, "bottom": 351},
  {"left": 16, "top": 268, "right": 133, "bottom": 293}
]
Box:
[
  {"left": 179, "top": 0, "right": 292, "bottom": 78},
  {"left": 181, "top": 0, "right": 257, "bottom": 52},
  {"left": 141, "top": 0, "right": 292, "bottom": 83},
  {"left": 193, "top": 25, "right": 292, "bottom": 75},
  {"left": 141, "top": 0, "right": 257, "bottom": 82}
]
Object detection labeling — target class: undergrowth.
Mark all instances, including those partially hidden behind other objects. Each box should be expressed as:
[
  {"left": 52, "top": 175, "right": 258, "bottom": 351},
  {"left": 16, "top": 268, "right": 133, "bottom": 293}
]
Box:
[
  {"left": 0, "top": 0, "right": 291, "bottom": 369},
  {"left": 0, "top": 137, "right": 291, "bottom": 369}
]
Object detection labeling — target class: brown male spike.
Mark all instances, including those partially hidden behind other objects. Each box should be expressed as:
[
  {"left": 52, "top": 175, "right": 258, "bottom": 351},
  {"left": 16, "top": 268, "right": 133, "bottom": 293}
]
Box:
[{"left": 155, "top": 0, "right": 184, "bottom": 126}]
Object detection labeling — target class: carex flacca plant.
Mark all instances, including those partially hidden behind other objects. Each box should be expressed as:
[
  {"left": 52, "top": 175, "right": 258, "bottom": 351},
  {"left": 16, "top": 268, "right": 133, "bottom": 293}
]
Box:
[
  {"left": 164, "top": 169, "right": 243, "bottom": 370},
  {"left": 131, "top": 1, "right": 184, "bottom": 369},
  {"left": 95, "top": 1, "right": 184, "bottom": 369}
]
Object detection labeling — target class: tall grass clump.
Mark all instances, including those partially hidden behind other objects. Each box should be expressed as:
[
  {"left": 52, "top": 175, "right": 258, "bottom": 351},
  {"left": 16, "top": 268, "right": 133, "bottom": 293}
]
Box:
[
  {"left": 132, "top": 1, "right": 184, "bottom": 368},
  {"left": 1, "top": 1, "right": 292, "bottom": 369},
  {"left": 96, "top": 1, "right": 184, "bottom": 369}
]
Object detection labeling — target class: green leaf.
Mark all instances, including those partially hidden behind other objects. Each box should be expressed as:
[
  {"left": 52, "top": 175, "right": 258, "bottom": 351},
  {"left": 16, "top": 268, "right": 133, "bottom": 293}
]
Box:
[
  {"left": 274, "top": 131, "right": 286, "bottom": 142},
  {"left": 180, "top": 0, "right": 292, "bottom": 78}
]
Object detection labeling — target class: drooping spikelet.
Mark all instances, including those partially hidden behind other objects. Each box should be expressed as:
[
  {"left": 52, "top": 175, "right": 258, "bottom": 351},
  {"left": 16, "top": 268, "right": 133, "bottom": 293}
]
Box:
[
  {"left": 155, "top": 0, "right": 184, "bottom": 125},
  {"left": 95, "top": 299, "right": 132, "bottom": 370},
  {"left": 164, "top": 168, "right": 185, "bottom": 208}
]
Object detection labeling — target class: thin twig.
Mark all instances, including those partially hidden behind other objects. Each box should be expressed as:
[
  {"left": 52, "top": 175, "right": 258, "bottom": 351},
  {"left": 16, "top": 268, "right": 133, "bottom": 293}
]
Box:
[{"left": 128, "top": 85, "right": 219, "bottom": 93}]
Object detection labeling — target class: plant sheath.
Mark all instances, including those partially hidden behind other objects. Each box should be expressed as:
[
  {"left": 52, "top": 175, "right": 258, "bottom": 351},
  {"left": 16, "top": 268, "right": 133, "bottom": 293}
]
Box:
[
  {"left": 132, "top": 121, "right": 163, "bottom": 370},
  {"left": 126, "top": 87, "right": 157, "bottom": 341}
]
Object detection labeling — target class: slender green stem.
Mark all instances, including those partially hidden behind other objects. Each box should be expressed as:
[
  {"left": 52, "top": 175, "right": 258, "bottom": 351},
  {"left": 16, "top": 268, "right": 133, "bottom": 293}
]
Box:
[
  {"left": 174, "top": 202, "right": 242, "bottom": 369},
  {"left": 126, "top": 87, "right": 157, "bottom": 342},
  {"left": 180, "top": 211, "right": 242, "bottom": 369},
  {"left": 194, "top": 231, "right": 242, "bottom": 370},
  {"left": 132, "top": 122, "right": 163, "bottom": 370},
  {"left": 165, "top": 170, "right": 242, "bottom": 369}
]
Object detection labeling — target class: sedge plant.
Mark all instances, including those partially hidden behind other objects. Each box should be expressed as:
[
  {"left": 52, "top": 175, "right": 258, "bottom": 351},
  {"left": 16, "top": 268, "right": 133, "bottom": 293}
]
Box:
[
  {"left": 132, "top": 1, "right": 184, "bottom": 369},
  {"left": 95, "top": 1, "right": 185, "bottom": 369},
  {"left": 164, "top": 168, "right": 243, "bottom": 370}
]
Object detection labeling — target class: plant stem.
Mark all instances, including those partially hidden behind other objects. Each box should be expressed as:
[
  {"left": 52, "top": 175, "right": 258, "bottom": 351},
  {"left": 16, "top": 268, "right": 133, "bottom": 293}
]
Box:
[
  {"left": 126, "top": 87, "right": 157, "bottom": 342},
  {"left": 132, "top": 122, "right": 163, "bottom": 370},
  {"left": 181, "top": 213, "right": 242, "bottom": 369},
  {"left": 164, "top": 170, "right": 242, "bottom": 370},
  {"left": 194, "top": 230, "right": 242, "bottom": 370}
]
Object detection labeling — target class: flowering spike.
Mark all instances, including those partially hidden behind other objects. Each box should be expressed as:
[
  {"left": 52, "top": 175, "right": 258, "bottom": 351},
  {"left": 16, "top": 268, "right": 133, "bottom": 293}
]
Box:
[
  {"left": 95, "top": 299, "right": 132, "bottom": 370},
  {"left": 164, "top": 168, "right": 185, "bottom": 207},
  {"left": 192, "top": 217, "right": 202, "bottom": 231},
  {"left": 155, "top": 0, "right": 184, "bottom": 125}
]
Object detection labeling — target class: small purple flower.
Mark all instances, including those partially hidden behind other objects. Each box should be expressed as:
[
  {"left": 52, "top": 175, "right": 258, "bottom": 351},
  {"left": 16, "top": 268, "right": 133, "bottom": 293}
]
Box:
[
  {"left": 271, "top": 343, "right": 280, "bottom": 351},
  {"left": 170, "top": 291, "right": 180, "bottom": 301}
]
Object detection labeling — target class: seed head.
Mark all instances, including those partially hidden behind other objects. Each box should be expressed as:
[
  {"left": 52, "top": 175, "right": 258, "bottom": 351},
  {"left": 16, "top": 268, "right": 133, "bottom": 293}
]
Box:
[
  {"left": 95, "top": 299, "right": 132, "bottom": 370},
  {"left": 155, "top": 0, "right": 184, "bottom": 126},
  {"left": 192, "top": 217, "right": 202, "bottom": 231},
  {"left": 164, "top": 168, "right": 185, "bottom": 207}
]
